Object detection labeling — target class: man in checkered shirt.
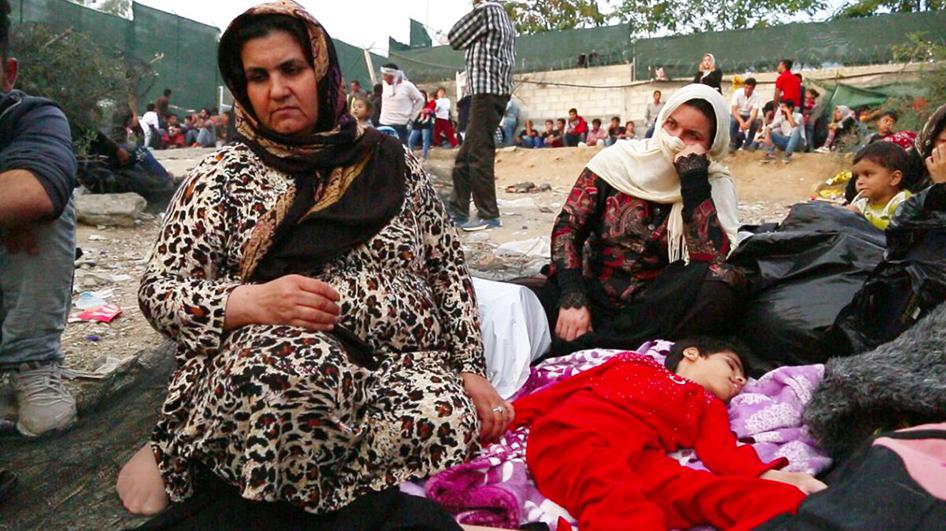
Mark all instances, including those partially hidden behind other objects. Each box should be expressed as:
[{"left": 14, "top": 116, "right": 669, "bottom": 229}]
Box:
[{"left": 446, "top": 0, "right": 516, "bottom": 232}]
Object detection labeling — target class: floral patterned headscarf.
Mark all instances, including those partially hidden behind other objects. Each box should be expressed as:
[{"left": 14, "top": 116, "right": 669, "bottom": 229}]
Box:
[
  {"left": 916, "top": 103, "right": 946, "bottom": 159},
  {"left": 218, "top": 1, "right": 406, "bottom": 285}
]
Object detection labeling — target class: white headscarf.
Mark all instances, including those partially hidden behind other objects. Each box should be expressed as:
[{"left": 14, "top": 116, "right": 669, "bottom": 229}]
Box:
[
  {"left": 700, "top": 53, "right": 717, "bottom": 79},
  {"left": 833, "top": 105, "right": 855, "bottom": 125},
  {"left": 380, "top": 66, "right": 406, "bottom": 94},
  {"left": 585, "top": 83, "right": 740, "bottom": 263}
]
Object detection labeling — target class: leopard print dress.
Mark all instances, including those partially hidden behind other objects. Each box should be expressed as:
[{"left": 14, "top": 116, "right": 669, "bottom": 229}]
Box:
[{"left": 139, "top": 143, "right": 485, "bottom": 513}]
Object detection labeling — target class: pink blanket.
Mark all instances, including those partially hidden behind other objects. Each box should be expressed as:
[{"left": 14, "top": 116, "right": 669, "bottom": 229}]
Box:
[{"left": 422, "top": 341, "right": 831, "bottom": 530}]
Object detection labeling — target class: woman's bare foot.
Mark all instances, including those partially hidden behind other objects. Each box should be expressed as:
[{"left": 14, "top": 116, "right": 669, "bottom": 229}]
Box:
[{"left": 116, "top": 443, "right": 169, "bottom": 515}]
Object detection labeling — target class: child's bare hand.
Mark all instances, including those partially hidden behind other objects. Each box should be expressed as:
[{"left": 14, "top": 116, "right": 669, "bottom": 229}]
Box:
[
  {"left": 845, "top": 203, "right": 861, "bottom": 213},
  {"left": 761, "top": 469, "right": 827, "bottom": 495}
]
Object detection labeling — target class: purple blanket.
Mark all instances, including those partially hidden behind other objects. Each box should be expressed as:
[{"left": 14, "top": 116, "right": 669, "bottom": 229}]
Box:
[{"left": 421, "top": 342, "right": 832, "bottom": 530}]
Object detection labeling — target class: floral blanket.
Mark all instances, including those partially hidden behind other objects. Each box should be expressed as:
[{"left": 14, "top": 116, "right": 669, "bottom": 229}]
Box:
[{"left": 420, "top": 341, "right": 831, "bottom": 530}]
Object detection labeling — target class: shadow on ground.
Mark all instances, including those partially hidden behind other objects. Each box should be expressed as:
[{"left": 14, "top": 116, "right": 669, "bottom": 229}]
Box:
[{"left": 0, "top": 343, "right": 174, "bottom": 530}]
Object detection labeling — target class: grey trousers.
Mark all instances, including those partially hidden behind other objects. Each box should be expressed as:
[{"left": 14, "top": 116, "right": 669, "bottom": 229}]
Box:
[
  {"left": 449, "top": 93, "right": 509, "bottom": 220},
  {"left": 0, "top": 198, "right": 75, "bottom": 367}
]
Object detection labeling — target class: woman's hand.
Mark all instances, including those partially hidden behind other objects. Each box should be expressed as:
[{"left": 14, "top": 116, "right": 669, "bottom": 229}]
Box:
[
  {"left": 556, "top": 306, "right": 593, "bottom": 341},
  {"left": 927, "top": 144, "right": 946, "bottom": 184},
  {"left": 460, "top": 372, "right": 514, "bottom": 443},
  {"left": 224, "top": 274, "right": 340, "bottom": 331},
  {"left": 761, "top": 469, "right": 827, "bottom": 495},
  {"left": 673, "top": 143, "right": 708, "bottom": 163}
]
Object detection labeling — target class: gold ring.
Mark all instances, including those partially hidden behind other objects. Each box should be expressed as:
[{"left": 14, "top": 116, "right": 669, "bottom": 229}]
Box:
[{"left": 491, "top": 405, "right": 505, "bottom": 413}]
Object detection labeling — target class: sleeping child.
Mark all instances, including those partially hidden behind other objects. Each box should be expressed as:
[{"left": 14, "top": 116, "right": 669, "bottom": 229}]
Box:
[
  {"left": 846, "top": 142, "right": 912, "bottom": 231},
  {"left": 511, "top": 337, "right": 826, "bottom": 531}
]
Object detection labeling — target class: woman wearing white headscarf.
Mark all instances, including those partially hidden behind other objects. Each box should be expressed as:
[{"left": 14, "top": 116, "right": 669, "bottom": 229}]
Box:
[
  {"left": 816, "top": 105, "right": 857, "bottom": 153},
  {"left": 533, "top": 84, "right": 742, "bottom": 355},
  {"left": 693, "top": 53, "right": 723, "bottom": 93}
]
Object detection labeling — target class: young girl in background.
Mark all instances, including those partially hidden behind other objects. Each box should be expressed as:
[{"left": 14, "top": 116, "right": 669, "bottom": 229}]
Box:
[
  {"left": 351, "top": 96, "right": 374, "bottom": 129},
  {"left": 432, "top": 87, "right": 458, "bottom": 148}
]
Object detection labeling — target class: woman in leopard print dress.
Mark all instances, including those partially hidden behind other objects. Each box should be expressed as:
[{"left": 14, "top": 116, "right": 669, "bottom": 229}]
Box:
[{"left": 116, "top": 1, "right": 514, "bottom": 516}]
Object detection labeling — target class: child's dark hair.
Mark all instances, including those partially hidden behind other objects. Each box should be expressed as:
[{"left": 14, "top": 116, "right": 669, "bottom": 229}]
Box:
[
  {"left": 744, "top": 77, "right": 757, "bottom": 87},
  {"left": 878, "top": 110, "right": 898, "bottom": 122},
  {"left": 568, "top": 107, "right": 578, "bottom": 114},
  {"left": 665, "top": 337, "right": 749, "bottom": 373},
  {"left": 592, "top": 118, "right": 601, "bottom": 126},
  {"left": 780, "top": 99, "right": 796, "bottom": 110},
  {"left": 853, "top": 142, "right": 910, "bottom": 177},
  {"left": 780, "top": 59, "right": 794, "bottom": 71}
]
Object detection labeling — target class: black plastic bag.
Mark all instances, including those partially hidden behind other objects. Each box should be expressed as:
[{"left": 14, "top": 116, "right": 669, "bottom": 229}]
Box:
[
  {"left": 823, "top": 183, "right": 946, "bottom": 356},
  {"left": 727, "top": 201, "right": 886, "bottom": 375}
]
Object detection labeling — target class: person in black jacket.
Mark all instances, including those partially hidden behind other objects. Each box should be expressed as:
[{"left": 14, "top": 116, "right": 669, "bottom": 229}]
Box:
[
  {"left": 693, "top": 53, "right": 723, "bottom": 93},
  {"left": 0, "top": 0, "right": 78, "bottom": 450}
]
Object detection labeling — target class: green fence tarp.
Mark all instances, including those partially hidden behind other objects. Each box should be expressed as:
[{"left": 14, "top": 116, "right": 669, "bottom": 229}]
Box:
[
  {"left": 390, "top": 23, "right": 631, "bottom": 82},
  {"left": 15, "top": 0, "right": 132, "bottom": 50},
  {"left": 410, "top": 19, "right": 432, "bottom": 49},
  {"left": 395, "top": 10, "right": 946, "bottom": 84},
  {"left": 818, "top": 83, "right": 890, "bottom": 119},
  {"left": 631, "top": 10, "right": 946, "bottom": 80},
  {"left": 334, "top": 38, "right": 387, "bottom": 88},
  {"left": 10, "top": 0, "right": 220, "bottom": 113},
  {"left": 130, "top": 2, "right": 220, "bottom": 113}
]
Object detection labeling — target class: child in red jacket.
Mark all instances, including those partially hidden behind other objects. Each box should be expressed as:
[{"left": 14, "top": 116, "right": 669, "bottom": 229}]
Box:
[{"left": 512, "top": 338, "right": 826, "bottom": 531}]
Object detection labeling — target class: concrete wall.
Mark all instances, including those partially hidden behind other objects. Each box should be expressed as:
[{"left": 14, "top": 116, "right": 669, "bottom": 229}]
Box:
[{"left": 416, "top": 61, "right": 927, "bottom": 133}]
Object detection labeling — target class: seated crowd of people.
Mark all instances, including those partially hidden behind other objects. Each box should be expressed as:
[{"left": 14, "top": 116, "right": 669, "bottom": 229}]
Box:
[
  {"left": 136, "top": 88, "right": 231, "bottom": 151},
  {"left": 516, "top": 110, "right": 641, "bottom": 149}
]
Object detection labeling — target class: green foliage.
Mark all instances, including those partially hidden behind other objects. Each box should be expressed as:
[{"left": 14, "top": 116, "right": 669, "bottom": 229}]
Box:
[
  {"left": 72, "top": 0, "right": 131, "bottom": 18},
  {"left": 499, "top": 0, "right": 608, "bottom": 34},
  {"left": 834, "top": 0, "right": 943, "bottom": 18},
  {"left": 11, "top": 23, "right": 131, "bottom": 155},
  {"left": 96, "top": 0, "right": 132, "bottom": 18},
  {"left": 883, "top": 32, "right": 946, "bottom": 133},
  {"left": 614, "top": 0, "right": 826, "bottom": 35}
]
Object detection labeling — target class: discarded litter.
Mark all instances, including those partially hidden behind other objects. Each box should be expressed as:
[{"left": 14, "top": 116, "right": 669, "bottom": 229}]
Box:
[
  {"left": 505, "top": 181, "right": 551, "bottom": 194},
  {"left": 496, "top": 197, "right": 538, "bottom": 209},
  {"left": 495, "top": 237, "right": 551, "bottom": 258},
  {"left": 85, "top": 334, "right": 100, "bottom": 342},
  {"left": 74, "top": 289, "right": 114, "bottom": 309},
  {"left": 88, "top": 234, "right": 108, "bottom": 241},
  {"left": 75, "top": 304, "right": 122, "bottom": 323}
]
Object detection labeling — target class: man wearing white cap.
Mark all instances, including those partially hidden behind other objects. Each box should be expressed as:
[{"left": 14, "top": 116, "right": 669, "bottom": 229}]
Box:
[{"left": 378, "top": 63, "right": 424, "bottom": 145}]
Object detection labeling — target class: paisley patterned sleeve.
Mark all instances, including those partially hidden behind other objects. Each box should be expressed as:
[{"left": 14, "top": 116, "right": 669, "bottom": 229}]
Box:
[
  {"left": 550, "top": 168, "right": 604, "bottom": 306},
  {"left": 408, "top": 154, "right": 486, "bottom": 376},
  {"left": 138, "top": 154, "right": 241, "bottom": 359}
]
